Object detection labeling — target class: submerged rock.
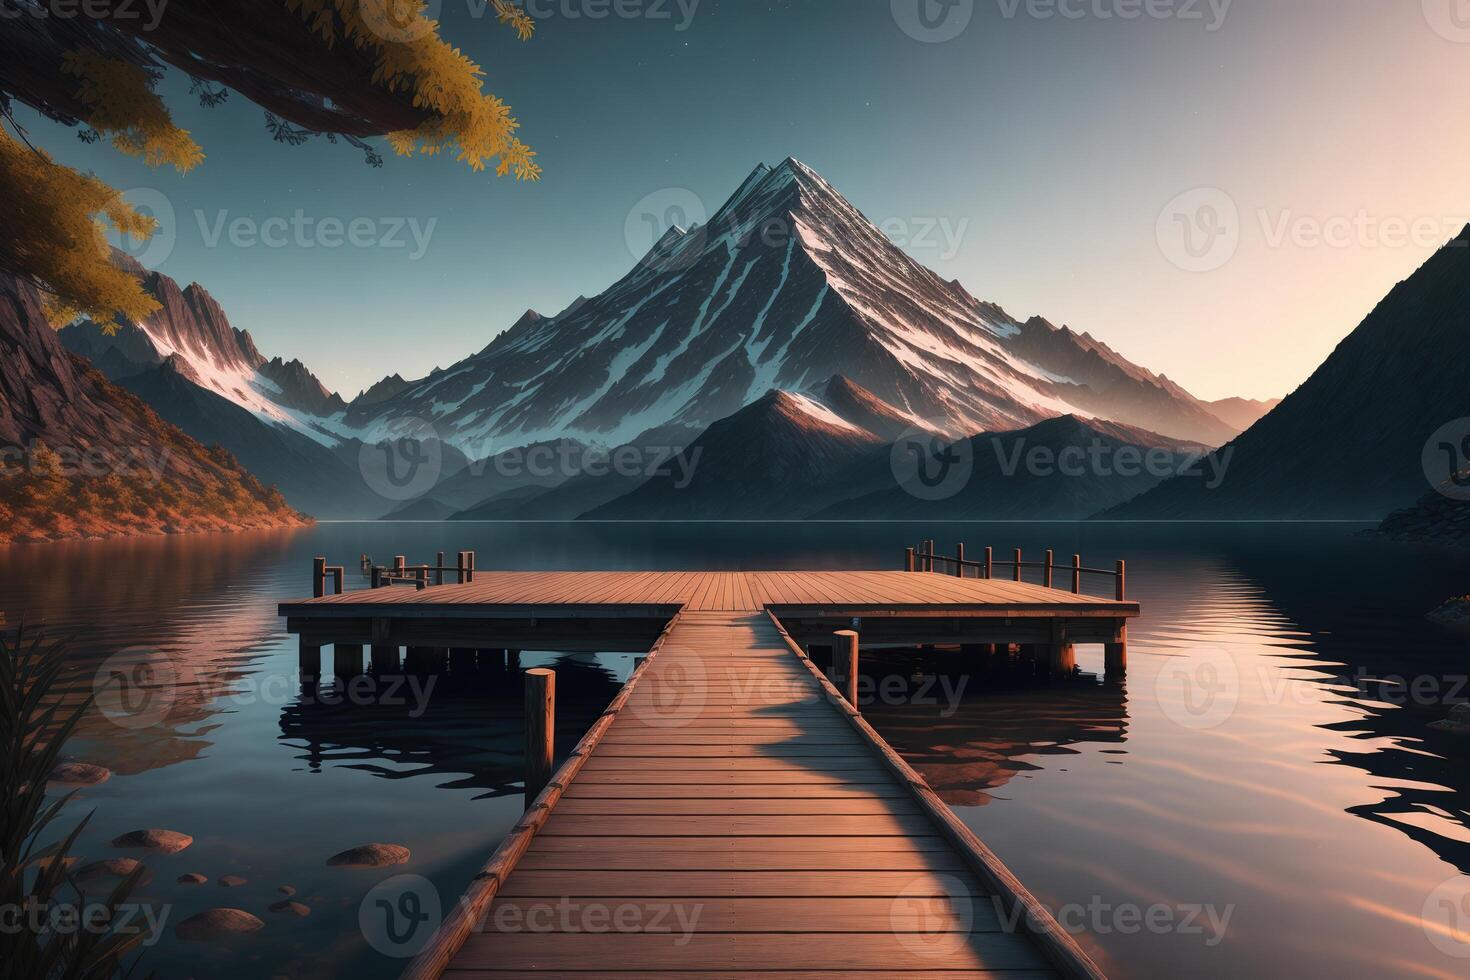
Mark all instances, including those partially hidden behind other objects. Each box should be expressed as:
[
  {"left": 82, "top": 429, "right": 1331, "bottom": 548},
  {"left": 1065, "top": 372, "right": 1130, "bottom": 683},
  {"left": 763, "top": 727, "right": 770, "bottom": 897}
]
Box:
[
  {"left": 269, "top": 900, "right": 311, "bottom": 917},
  {"left": 326, "top": 843, "right": 409, "bottom": 868},
  {"left": 177, "top": 873, "right": 208, "bottom": 885},
  {"left": 1428, "top": 597, "right": 1470, "bottom": 634},
  {"left": 277, "top": 885, "right": 296, "bottom": 896},
  {"left": 112, "top": 829, "right": 193, "bottom": 855},
  {"left": 49, "top": 763, "right": 111, "bottom": 785},
  {"left": 76, "top": 858, "right": 152, "bottom": 885},
  {"left": 175, "top": 908, "right": 264, "bottom": 941},
  {"left": 218, "top": 875, "right": 248, "bottom": 888}
]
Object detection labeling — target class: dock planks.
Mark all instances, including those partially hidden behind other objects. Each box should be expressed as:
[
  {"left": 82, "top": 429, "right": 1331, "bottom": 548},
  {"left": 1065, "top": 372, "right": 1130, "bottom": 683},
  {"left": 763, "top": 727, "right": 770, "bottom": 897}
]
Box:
[{"left": 431, "top": 611, "right": 1097, "bottom": 979}]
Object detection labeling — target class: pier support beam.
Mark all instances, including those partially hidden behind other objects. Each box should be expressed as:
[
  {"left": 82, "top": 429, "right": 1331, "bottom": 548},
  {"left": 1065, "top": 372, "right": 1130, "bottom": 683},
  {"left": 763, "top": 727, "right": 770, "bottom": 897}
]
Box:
[
  {"left": 333, "top": 643, "right": 363, "bottom": 679},
  {"left": 450, "top": 648, "right": 477, "bottom": 673},
  {"left": 1044, "top": 623, "right": 1076, "bottom": 677},
  {"left": 298, "top": 639, "right": 321, "bottom": 682},
  {"left": 1105, "top": 626, "right": 1128, "bottom": 679},
  {"left": 524, "top": 668, "right": 555, "bottom": 809},
  {"left": 371, "top": 645, "right": 400, "bottom": 673}
]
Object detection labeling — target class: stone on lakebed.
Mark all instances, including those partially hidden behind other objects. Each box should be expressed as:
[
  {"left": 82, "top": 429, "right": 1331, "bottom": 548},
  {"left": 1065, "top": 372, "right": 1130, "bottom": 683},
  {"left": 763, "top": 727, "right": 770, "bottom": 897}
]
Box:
[
  {"left": 76, "top": 858, "right": 152, "bottom": 885},
  {"left": 326, "top": 843, "right": 410, "bottom": 868},
  {"left": 218, "top": 875, "right": 248, "bottom": 888},
  {"left": 178, "top": 873, "right": 208, "bottom": 885},
  {"left": 49, "top": 763, "right": 111, "bottom": 785},
  {"left": 112, "top": 829, "right": 193, "bottom": 854},
  {"left": 269, "top": 900, "right": 311, "bottom": 917},
  {"left": 175, "top": 908, "right": 264, "bottom": 941}
]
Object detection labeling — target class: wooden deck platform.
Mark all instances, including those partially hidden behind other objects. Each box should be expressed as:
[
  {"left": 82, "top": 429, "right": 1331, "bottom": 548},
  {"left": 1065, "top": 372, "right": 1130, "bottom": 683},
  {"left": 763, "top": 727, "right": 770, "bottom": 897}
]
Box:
[{"left": 407, "top": 611, "right": 1106, "bottom": 979}]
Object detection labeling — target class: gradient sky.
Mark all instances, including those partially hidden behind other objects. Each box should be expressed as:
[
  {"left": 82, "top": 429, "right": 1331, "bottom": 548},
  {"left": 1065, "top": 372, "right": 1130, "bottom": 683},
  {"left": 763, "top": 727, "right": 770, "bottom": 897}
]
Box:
[{"left": 19, "top": 0, "right": 1470, "bottom": 401}]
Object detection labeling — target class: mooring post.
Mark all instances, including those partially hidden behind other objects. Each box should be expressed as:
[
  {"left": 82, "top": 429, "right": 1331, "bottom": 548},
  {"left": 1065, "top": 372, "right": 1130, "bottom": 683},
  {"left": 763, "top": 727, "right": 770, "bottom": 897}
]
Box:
[
  {"left": 1115, "top": 559, "right": 1127, "bottom": 601},
  {"left": 524, "top": 668, "right": 556, "bottom": 808},
  {"left": 984, "top": 546, "right": 993, "bottom": 580},
  {"left": 954, "top": 543, "right": 966, "bottom": 578},
  {"left": 1043, "top": 550, "right": 1054, "bottom": 589},
  {"left": 833, "top": 630, "right": 859, "bottom": 710},
  {"left": 905, "top": 547, "right": 916, "bottom": 572},
  {"left": 1013, "top": 548, "right": 1023, "bottom": 583},
  {"left": 456, "top": 551, "right": 467, "bottom": 584},
  {"left": 466, "top": 551, "right": 477, "bottom": 584},
  {"left": 436, "top": 552, "right": 445, "bottom": 587},
  {"left": 312, "top": 556, "right": 326, "bottom": 598},
  {"left": 330, "top": 566, "right": 344, "bottom": 595},
  {"left": 394, "top": 556, "right": 406, "bottom": 578},
  {"left": 1072, "top": 554, "right": 1082, "bottom": 594}
]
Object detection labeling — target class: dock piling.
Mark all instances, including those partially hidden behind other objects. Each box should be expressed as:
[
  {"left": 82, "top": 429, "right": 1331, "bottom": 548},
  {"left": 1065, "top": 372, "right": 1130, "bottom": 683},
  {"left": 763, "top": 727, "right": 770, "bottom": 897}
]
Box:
[
  {"left": 1013, "top": 548, "right": 1023, "bottom": 583},
  {"left": 1072, "top": 554, "right": 1082, "bottom": 594},
  {"left": 312, "top": 556, "right": 326, "bottom": 598},
  {"left": 954, "top": 543, "right": 966, "bottom": 578},
  {"left": 1044, "top": 550, "right": 1054, "bottom": 589},
  {"left": 833, "top": 629, "right": 859, "bottom": 710},
  {"left": 333, "top": 643, "right": 363, "bottom": 679},
  {"left": 984, "top": 546, "right": 993, "bottom": 579},
  {"left": 524, "top": 668, "right": 556, "bottom": 808}
]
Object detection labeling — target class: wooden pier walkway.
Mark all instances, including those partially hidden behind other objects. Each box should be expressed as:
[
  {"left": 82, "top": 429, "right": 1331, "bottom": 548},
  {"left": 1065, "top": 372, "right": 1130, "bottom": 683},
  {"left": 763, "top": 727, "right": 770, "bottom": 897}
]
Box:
[{"left": 280, "top": 547, "right": 1136, "bottom": 978}]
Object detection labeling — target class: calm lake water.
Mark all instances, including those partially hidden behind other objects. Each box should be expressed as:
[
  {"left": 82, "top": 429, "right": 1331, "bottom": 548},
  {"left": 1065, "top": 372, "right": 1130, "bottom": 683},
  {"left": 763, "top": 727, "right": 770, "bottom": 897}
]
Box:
[{"left": 6, "top": 522, "right": 1470, "bottom": 979}]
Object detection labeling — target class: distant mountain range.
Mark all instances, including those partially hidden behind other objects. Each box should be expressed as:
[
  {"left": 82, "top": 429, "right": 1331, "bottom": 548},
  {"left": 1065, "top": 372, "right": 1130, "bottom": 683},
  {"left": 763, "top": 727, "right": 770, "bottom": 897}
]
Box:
[
  {"left": 0, "top": 273, "right": 305, "bottom": 543},
  {"left": 1110, "top": 225, "right": 1470, "bottom": 520},
  {"left": 78, "top": 160, "right": 1470, "bottom": 528}
]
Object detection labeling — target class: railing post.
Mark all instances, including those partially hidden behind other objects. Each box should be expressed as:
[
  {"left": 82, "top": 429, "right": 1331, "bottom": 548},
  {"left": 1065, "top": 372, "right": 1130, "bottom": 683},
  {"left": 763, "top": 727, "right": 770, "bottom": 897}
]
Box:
[
  {"left": 457, "top": 551, "right": 467, "bottom": 584},
  {"left": 926, "top": 539, "right": 936, "bottom": 573},
  {"left": 905, "top": 548, "right": 916, "bottom": 573},
  {"left": 436, "top": 551, "right": 445, "bottom": 587},
  {"left": 1115, "top": 560, "right": 1127, "bottom": 601},
  {"left": 984, "top": 546, "right": 993, "bottom": 580},
  {"left": 1013, "top": 548, "right": 1023, "bottom": 583},
  {"left": 834, "top": 630, "right": 859, "bottom": 711},
  {"left": 417, "top": 564, "right": 430, "bottom": 591},
  {"left": 467, "top": 551, "right": 476, "bottom": 584},
  {"left": 524, "top": 668, "right": 555, "bottom": 808},
  {"left": 1043, "top": 550, "right": 1054, "bottom": 589},
  {"left": 371, "top": 566, "right": 383, "bottom": 589},
  {"left": 312, "top": 556, "right": 326, "bottom": 598},
  {"left": 330, "top": 567, "right": 344, "bottom": 595},
  {"left": 1072, "top": 554, "right": 1082, "bottom": 594},
  {"left": 954, "top": 543, "right": 965, "bottom": 578},
  {"left": 394, "top": 556, "right": 406, "bottom": 577}
]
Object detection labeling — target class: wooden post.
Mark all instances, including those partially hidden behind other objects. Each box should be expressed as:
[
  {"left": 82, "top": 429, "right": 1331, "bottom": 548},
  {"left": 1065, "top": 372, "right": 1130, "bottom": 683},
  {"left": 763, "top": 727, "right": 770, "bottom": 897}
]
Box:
[
  {"left": 1043, "top": 550, "right": 1054, "bottom": 589},
  {"left": 983, "top": 547, "right": 993, "bottom": 580},
  {"left": 1072, "top": 554, "right": 1082, "bottom": 594},
  {"left": 1013, "top": 548, "right": 1023, "bottom": 583},
  {"left": 299, "top": 638, "right": 321, "bottom": 680},
  {"left": 1105, "top": 625, "right": 1129, "bottom": 679},
  {"left": 330, "top": 567, "right": 344, "bottom": 595},
  {"left": 926, "top": 539, "right": 936, "bottom": 572},
  {"left": 507, "top": 650, "right": 522, "bottom": 671},
  {"left": 466, "top": 551, "right": 477, "bottom": 584},
  {"left": 954, "top": 543, "right": 965, "bottom": 578},
  {"left": 371, "top": 566, "right": 383, "bottom": 589},
  {"left": 457, "top": 551, "right": 467, "bottom": 584},
  {"left": 371, "top": 645, "right": 399, "bottom": 672},
  {"left": 524, "top": 668, "right": 555, "bottom": 808},
  {"left": 436, "top": 552, "right": 445, "bottom": 587},
  {"left": 905, "top": 547, "right": 916, "bottom": 572},
  {"left": 834, "top": 630, "right": 859, "bottom": 711},
  {"left": 394, "top": 556, "right": 406, "bottom": 576},
  {"left": 1115, "top": 560, "right": 1127, "bottom": 601},
  {"left": 1046, "top": 621, "right": 1076, "bottom": 677},
  {"left": 334, "top": 643, "right": 363, "bottom": 679},
  {"left": 312, "top": 557, "right": 326, "bottom": 598},
  {"left": 450, "top": 648, "right": 477, "bottom": 672}
]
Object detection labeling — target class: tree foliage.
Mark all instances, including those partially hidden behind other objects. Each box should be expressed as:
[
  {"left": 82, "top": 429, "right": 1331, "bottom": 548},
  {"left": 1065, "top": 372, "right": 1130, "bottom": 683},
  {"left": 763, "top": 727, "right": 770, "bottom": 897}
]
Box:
[{"left": 0, "top": 0, "right": 540, "bottom": 326}]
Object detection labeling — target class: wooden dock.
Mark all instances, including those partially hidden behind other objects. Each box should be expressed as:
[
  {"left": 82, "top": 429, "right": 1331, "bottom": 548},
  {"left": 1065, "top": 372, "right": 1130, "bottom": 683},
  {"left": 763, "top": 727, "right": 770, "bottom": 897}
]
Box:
[{"left": 278, "top": 547, "right": 1138, "bottom": 978}]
